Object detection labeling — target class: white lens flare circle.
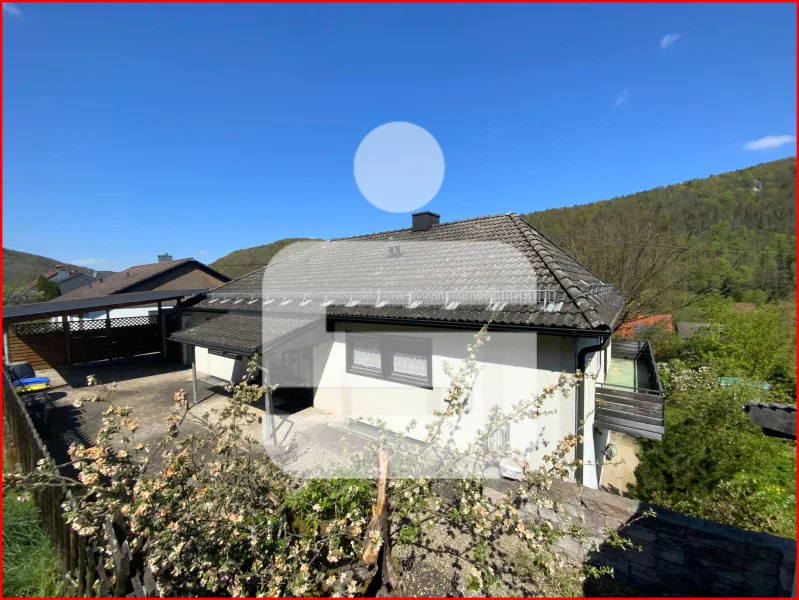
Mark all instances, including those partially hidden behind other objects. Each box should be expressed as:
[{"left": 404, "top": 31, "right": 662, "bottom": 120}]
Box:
[{"left": 353, "top": 121, "right": 445, "bottom": 213}]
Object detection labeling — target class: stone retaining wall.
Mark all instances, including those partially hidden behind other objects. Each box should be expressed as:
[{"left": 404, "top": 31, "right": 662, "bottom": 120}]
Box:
[{"left": 488, "top": 479, "right": 796, "bottom": 597}]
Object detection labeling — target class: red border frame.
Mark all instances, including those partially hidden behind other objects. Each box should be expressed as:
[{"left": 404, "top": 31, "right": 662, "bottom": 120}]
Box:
[{"left": 0, "top": 2, "right": 796, "bottom": 599}]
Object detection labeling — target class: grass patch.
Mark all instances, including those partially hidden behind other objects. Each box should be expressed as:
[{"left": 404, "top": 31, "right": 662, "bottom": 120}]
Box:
[
  {"left": 3, "top": 444, "right": 68, "bottom": 597},
  {"left": 2, "top": 491, "right": 68, "bottom": 597}
]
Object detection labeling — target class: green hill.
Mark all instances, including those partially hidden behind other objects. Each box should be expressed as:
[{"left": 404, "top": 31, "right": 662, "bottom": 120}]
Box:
[
  {"left": 210, "top": 238, "right": 323, "bottom": 279},
  {"left": 2, "top": 248, "right": 115, "bottom": 287},
  {"left": 523, "top": 157, "right": 796, "bottom": 314}
]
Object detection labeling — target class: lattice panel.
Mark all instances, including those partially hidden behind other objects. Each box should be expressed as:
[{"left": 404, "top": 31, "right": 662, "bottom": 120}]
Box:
[
  {"left": 12, "top": 315, "right": 158, "bottom": 336},
  {"left": 66, "top": 316, "right": 159, "bottom": 331},
  {"left": 111, "top": 315, "right": 158, "bottom": 328},
  {"left": 69, "top": 320, "right": 107, "bottom": 331},
  {"left": 11, "top": 322, "right": 63, "bottom": 336}
]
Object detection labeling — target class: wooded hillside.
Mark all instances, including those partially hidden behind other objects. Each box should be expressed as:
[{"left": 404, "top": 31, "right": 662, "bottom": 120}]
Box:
[
  {"left": 210, "top": 238, "right": 322, "bottom": 279},
  {"left": 2, "top": 248, "right": 115, "bottom": 287},
  {"left": 523, "top": 157, "right": 796, "bottom": 315}
]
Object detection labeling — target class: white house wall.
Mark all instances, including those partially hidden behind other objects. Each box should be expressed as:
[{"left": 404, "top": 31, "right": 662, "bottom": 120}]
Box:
[
  {"left": 194, "top": 346, "right": 249, "bottom": 382},
  {"left": 312, "top": 322, "right": 577, "bottom": 472}
]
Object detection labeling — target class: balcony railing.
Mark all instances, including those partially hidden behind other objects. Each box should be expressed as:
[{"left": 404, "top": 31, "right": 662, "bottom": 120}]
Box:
[{"left": 595, "top": 340, "right": 665, "bottom": 441}]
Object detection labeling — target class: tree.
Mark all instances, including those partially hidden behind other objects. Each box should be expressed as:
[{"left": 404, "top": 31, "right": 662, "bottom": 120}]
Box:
[
  {"left": 3, "top": 284, "right": 46, "bottom": 306},
  {"left": 632, "top": 300, "right": 796, "bottom": 538},
  {"left": 35, "top": 275, "right": 59, "bottom": 301}
]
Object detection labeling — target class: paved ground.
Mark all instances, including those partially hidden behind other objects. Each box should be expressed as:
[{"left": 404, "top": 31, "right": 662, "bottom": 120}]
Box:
[
  {"left": 34, "top": 354, "right": 368, "bottom": 477},
  {"left": 34, "top": 354, "right": 506, "bottom": 481},
  {"left": 599, "top": 431, "right": 640, "bottom": 496},
  {"left": 36, "top": 354, "right": 218, "bottom": 468}
]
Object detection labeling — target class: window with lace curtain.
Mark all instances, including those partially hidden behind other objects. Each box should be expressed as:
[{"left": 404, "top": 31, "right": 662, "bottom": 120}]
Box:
[{"left": 346, "top": 332, "right": 432, "bottom": 388}]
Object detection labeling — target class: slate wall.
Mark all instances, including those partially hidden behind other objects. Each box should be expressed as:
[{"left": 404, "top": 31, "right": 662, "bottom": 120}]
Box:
[{"left": 488, "top": 479, "right": 796, "bottom": 597}]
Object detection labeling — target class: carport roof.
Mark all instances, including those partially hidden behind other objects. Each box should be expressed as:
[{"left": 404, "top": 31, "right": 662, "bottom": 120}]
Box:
[
  {"left": 170, "top": 313, "right": 319, "bottom": 355},
  {"left": 3, "top": 289, "right": 207, "bottom": 325}
]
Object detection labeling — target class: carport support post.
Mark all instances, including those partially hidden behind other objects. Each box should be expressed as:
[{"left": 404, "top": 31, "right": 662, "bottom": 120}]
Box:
[
  {"left": 262, "top": 358, "right": 277, "bottom": 446},
  {"left": 62, "top": 316, "right": 72, "bottom": 366},
  {"left": 191, "top": 345, "right": 198, "bottom": 407},
  {"left": 158, "top": 302, "right": 167, "bottom": 358}
]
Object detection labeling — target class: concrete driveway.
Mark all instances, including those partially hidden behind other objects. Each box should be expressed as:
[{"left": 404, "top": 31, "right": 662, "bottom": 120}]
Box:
[{"left": 34, "top": 354, "right": 366, "bottom": 477}]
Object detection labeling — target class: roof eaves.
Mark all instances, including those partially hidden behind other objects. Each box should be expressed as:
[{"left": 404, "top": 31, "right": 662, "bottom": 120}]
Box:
[{"left": 168, "top": 335, "right": 260, "bottom": 356}]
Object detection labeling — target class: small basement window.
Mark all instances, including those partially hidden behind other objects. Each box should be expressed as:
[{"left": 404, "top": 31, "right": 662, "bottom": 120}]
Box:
[
  {"left": 209, "top": 348, "right": 243, "bottom": 359},
  {"left": 346, "top": 333, "right": 432, "bottom": 388}
]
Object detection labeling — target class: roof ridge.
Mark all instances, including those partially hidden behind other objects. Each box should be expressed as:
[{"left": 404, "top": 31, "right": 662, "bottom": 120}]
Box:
[
  {"left": 331, "top": 213, "right": 511, "bottom": 241},
  {"left": 507, "top": 213, "right": 604, "bottom": 330}
]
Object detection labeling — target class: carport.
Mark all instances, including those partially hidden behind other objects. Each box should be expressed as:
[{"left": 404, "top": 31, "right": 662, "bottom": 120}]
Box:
[
  {"left": 2, "top": 289, "right": 205, "bottom": 370},
  {"left": 169, "top": 312, "right": 331, "bottom": 445}
]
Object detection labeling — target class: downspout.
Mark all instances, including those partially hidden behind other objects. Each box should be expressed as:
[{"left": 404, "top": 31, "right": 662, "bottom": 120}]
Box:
[{"left": 575, "top": 335, "right": 612, "bottom": 484}]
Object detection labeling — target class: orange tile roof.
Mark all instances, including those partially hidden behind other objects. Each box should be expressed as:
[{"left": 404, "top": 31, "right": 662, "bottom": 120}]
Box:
[{"left": 617, "top": 314, "right": 673, "bottom": 338}]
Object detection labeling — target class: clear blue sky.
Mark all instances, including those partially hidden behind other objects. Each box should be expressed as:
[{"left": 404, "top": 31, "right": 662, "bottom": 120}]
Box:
[{"left": 3, "top": 2, "right": 796, "bottom": 271}]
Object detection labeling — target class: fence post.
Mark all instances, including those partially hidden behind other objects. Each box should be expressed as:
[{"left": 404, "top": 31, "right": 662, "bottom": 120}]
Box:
[
  {"left": 3, "top": 324, "right": 10, "bottom": 363},
  {"left": 105, "top": 311, "right": 112, "bottom": 361},
  {"left": 86, "top": 546, "right": 96, "bottom": 597},
  {"left": 77, "top": 534, "right": 87, "bottom": 596}
]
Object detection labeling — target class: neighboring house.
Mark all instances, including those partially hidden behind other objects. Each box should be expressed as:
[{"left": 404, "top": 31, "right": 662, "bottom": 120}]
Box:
[
  {"left": 54, "top": 257, "right": 231, "bottom": 321},
  {"left": 616, "top": 314, "right": 673, "bottom": 338},
  {"left": 733, "top": 302, "right": 757, "bottom": 312},
  {"left": 55, "top": 272, "right": 99, "bottom": 296},
  {"left": 29, "top": 266, "right": 98, "bottom": 297},
  {"left": 171, "top": 212, "right": 665, "bottom": 489}
]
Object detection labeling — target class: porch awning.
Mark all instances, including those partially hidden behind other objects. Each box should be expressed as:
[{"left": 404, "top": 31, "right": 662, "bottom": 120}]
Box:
[{"left": 169, "top": 313, "right": 326, "bottom": 356}]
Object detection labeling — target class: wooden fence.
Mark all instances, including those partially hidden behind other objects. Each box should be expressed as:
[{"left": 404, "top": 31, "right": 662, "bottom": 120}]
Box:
[
  {"left": 8, "top": 316, "right": 162, "bottom": 371},
  {"left": 3, "top": 371, "right": 158, "bottom": 597}
]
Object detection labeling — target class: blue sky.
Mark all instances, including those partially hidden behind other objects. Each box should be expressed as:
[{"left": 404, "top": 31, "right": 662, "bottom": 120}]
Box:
[{"left": 2, "top": 2, "right": 796, "bottom": 271}]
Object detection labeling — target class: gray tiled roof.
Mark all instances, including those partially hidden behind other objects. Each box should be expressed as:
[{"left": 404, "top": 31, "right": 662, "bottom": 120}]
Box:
[
  {"left": 174, "top": 213, "right": 625, "bottom": 349},
  {"left": 57, "top": 273, "right": 98, "bottom": 296}
]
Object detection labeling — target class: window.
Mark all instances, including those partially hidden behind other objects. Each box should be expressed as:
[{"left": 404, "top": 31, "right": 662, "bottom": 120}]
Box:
[
  {"left": 209, "top": 348, "right": 243, "bottom": 359},
  {"left": 351, "top": 335, "right": 382, "bottom": 371},
  {"left": 346, "top": 333, "right": 432, "bottom": 388},
  {"left": 487, "top": 424, "right": 510, "bottom": 453}
]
